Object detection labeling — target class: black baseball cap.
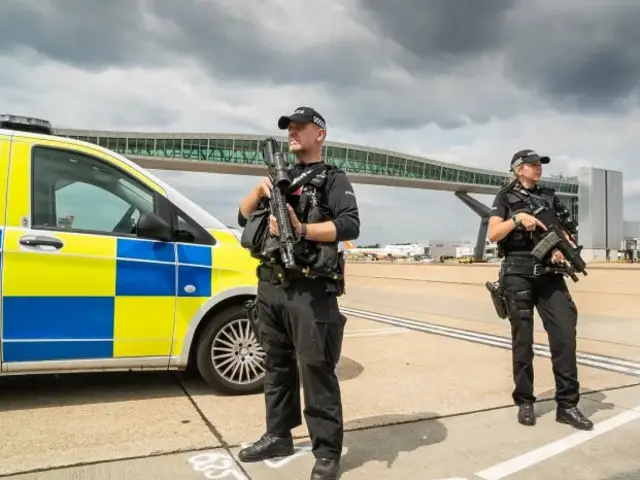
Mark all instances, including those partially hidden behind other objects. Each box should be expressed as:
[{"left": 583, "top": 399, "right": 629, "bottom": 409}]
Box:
[
  {"left": 510, "top": 149, "right": 550, "bottom": 171},
  {"left": 278, "top": 106, "right": 327, "bottom": 130}
]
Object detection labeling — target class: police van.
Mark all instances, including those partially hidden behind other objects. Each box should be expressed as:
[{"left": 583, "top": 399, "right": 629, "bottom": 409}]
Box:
[{"left": 0, "top": 114, "right": 264, "bottom": 395}]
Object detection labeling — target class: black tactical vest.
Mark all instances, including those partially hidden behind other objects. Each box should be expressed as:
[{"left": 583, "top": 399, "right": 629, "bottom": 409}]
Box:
[
  {"left": 242, "top": 162, "right": 342, "bottom": 278},
  {"left": 498, "top": 183, "right": 556, "bottom": 257},
  {"left": 285, "top": 163, "right": 342, "bottom": 276}
]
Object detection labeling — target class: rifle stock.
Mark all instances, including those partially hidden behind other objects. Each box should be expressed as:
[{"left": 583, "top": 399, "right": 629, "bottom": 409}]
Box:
[{"left": 260, "top": 137, "right": 297, "bottom": 269}]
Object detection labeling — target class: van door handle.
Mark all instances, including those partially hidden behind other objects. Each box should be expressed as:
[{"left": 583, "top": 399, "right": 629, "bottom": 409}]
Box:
[{"left": 19, "top": 235, "right": 64, "bottom": 249}]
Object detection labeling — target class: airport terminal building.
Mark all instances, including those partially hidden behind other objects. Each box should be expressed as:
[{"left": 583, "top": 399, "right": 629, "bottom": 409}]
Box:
[{"left": 576, "top": 167, "right": 624, "bottom": 262}]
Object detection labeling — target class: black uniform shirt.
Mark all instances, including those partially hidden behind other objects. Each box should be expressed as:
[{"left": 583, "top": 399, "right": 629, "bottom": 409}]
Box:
[
  {"left": 491, "top": 189, "right": 516, "bottom": 221},
  {"left": 490, "top": 185, "right": 546, "bottom": 256},
  {"left": 237, "top": 161, "right": 360, "bottom": 242}
]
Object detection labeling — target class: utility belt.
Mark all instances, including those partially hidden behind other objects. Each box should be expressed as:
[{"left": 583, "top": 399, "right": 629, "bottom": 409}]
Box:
[
  {"left": 487, "top": 256, "right": 568, "bottom": 320},
  {"left": 257, "top": 262, "right": 344, "bottom": 292},
  {"left": 501, "top": 255, "right": 567, "bottom": 277}
]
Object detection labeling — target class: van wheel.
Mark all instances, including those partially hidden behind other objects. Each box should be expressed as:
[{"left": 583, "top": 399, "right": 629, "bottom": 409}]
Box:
[{"left": 195, "top": 304, "right": 266, "bottom": 395}]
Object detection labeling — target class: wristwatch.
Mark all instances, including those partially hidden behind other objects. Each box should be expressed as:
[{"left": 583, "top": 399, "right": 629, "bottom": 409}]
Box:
[
  {"left": 300, "top": 223, "right": 307, "bottom": 239},
  {"left": 512, "top": 214, "right": 521, "bottom": 227}
]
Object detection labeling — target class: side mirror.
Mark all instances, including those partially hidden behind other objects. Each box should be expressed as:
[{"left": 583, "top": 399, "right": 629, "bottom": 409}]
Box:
[{"left": 137, "top": 212, "right": 172, "bottom": 242}]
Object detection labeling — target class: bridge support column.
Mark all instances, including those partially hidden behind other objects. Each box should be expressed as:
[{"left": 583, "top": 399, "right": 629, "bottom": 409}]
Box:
[
  {"left": 474, "top": 217, "right": 489, "bottom": 261},
  {"left": 454, "top": 191, "right": 491, "bottom": 262}
]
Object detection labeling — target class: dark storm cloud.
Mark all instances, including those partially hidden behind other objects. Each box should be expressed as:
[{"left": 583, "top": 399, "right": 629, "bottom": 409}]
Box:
[
  {"left": 146, "top": 1, "right": 377, "bottom": 87},
  {"left": 359, "top": 0, "right": 516, "bottom": 62},
  {"left": 0, "top": 0, "right": 154, "bottom": 70},
  {"left": 0, "top": 0, "right": 376, "bottom": 86},
  {"left": 503, "top": 5, "right": 640, "bottom": 110},
  {"left": 3, "top": 0, "right": 640, "bottom": 131},
  {"left": 359, "top": 0, "right": 640, "bottom": 109}
]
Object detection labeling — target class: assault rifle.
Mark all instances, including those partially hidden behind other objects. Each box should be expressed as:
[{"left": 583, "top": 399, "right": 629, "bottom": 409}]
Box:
[
  {"left": 501, "top": 180, "right": 588, "bottom": 283},
  {"left": 526, "top": 200, "right": 587, "bottom": 282},
  {"left": 260, "top": 137, "right": 297, "bottom": 269}
]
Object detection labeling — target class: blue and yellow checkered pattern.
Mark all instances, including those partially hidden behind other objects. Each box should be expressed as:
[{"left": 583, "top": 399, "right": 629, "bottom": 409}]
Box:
[{"left": 0, "top": 227, "right": 215, "bottom": 363}]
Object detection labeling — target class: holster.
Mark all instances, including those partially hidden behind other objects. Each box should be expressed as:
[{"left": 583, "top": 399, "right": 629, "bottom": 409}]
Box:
[
  {"left": 243, "top": 299, "right": 262, "bottom": 345},
  {"left": 335, "top": 251, "right": 346, "bottom": 296},
  {"left": 485, "top": 280, "right": 508, "bottom": 319}
]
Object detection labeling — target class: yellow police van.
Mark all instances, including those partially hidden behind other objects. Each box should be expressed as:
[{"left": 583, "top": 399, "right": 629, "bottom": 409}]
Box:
[{"left": 0, "top": 114, "right": 264, "bottom": 395}]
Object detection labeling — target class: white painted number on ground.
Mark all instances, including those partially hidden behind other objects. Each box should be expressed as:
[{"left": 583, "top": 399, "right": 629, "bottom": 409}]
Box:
[
  {"left": 188, "top": 445, "right": 349, "bottom": 478},
  {"left": 188, "top": 452, "right": 248, "bottom": 480}
]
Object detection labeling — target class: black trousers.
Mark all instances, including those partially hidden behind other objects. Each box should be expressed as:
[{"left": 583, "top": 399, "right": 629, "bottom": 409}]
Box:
[
  {"left": 502, "top": 269, "right": 580, "bottom": 408},
  {"left": 256, "top": 275, "right": 347, "bottom": 460}
]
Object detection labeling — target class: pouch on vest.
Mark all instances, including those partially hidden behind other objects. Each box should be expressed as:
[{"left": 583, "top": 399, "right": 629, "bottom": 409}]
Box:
[{"left": 240, "top": 208, "right": 270, "bottom": 254}]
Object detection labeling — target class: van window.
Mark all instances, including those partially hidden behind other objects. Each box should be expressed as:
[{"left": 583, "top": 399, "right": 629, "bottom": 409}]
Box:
[
  {"left": 172, "top": 207, "right": 215, "bottom": 246},
  {"left": 31, "top": 146, "right": 159, "bottom": 236}
]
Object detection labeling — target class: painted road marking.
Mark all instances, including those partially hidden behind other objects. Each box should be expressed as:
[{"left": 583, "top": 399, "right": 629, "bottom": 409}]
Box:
[
  {"left": 344, "top": 327, "right": 408, "bottom": 338},
  {"left": 474, "top": 404, "right": 640, "bottom": 480},
  {"left": 185, "top": 406, "right": 640, "bottom": 480},
  {"left": 341, "top": 307, "right": 640, "bottom": 377}
]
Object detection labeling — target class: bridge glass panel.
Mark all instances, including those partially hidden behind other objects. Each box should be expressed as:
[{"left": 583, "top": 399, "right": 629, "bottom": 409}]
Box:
[
  {"left": 233, "top": 139, "right": 259, "bottom": 164},
  {"left": 208, "top": 139, "right": 233, "bottom": 162},
  {"left": 441, "top": 167, "right": 457, "bottom": 182},
  {"left": 326, "top": 146, "right": 348, "bottom": 170},
  {"left": 425, "top": 164, "right": 441, "bottom": 180},
  {"left": 345, "top": 148, "right": 366, "bottom": 174},
  {"left": 387, "top": 155, "right": 406, "bottom": 177},
  {"left": 406, "top": 159, "right": 424, "bottom": 178},
  {"left": 476, "top": 173, "right": 490, "bottom": 185},
  {"left": 458, "top": 169, "right": 474, "bottom": 184},
  {"left": 342, "top": 148, "right": 362, "bottom": 173},
  {"left": 181, "top": 139, "right": 205, "bottom": 160},
  {"left": 366, "top": 152, "right": 386, "bottom": 175}
]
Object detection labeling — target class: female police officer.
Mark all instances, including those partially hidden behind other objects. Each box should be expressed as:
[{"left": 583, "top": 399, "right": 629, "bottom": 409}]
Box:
[{"left": 487, "top": 149, "right": 593, "bottom": 431}]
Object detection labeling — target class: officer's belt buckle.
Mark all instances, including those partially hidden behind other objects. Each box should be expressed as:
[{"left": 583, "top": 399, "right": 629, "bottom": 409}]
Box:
[{"left": 533, "top": 264, "right": 545, "bottom": 275}]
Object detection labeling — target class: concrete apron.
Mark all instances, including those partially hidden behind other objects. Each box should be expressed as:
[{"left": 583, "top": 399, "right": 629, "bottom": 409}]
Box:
[
  {"left": 3, "top": 317, "right": 639, "bottom": 479},
  {"left": 340, "top": 275, "right": 640, "bottom": 363}
]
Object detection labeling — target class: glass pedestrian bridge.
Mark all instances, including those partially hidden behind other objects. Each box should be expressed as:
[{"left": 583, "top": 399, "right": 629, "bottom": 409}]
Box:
[{"left": 55, "top": 129, "right": 579, "bottom": 197}]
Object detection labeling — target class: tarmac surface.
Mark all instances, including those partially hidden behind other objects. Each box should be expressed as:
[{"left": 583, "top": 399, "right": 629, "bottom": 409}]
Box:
[{"left": 1, "top": 262, "right": 639, "bottom": 479}]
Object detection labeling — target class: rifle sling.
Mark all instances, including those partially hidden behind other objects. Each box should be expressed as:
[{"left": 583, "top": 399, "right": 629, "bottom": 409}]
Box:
[{"left": 284, "top": 162, "right": 330, "bottom": 192}]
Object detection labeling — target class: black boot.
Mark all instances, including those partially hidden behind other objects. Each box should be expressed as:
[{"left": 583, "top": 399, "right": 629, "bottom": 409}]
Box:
[
  {"left": 310, "top": 458, "right": 340, "bottom": 480},
  {"left": 556, "top": 406, "right": 594, "bottom": 431},
  {"left": 517, "top": 403, "right": 536, "bottom": 426},
  {"left": 237, "top": 433, "right": 294, "bottom": 463}
]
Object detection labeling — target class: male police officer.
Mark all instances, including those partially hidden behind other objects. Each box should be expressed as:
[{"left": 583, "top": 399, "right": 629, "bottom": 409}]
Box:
[
  {"left": 487, "top": 149, "right": 593, "bottom": 431},
  {"left": 236, "top": 107, "right": 360, "bottom": 480}
]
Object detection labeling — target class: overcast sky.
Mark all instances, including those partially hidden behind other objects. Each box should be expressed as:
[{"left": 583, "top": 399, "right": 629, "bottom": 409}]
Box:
[{"left": 2, "top": 0, "right": 640, "bottom": 245}]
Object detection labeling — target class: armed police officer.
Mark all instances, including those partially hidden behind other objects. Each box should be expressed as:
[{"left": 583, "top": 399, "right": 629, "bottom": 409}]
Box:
[
  {"left": 236, "top": 106, "right": 360, "bottom": 480},
  {"left": 487, "top": 149, "right": 593, "bottom": 431}
]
